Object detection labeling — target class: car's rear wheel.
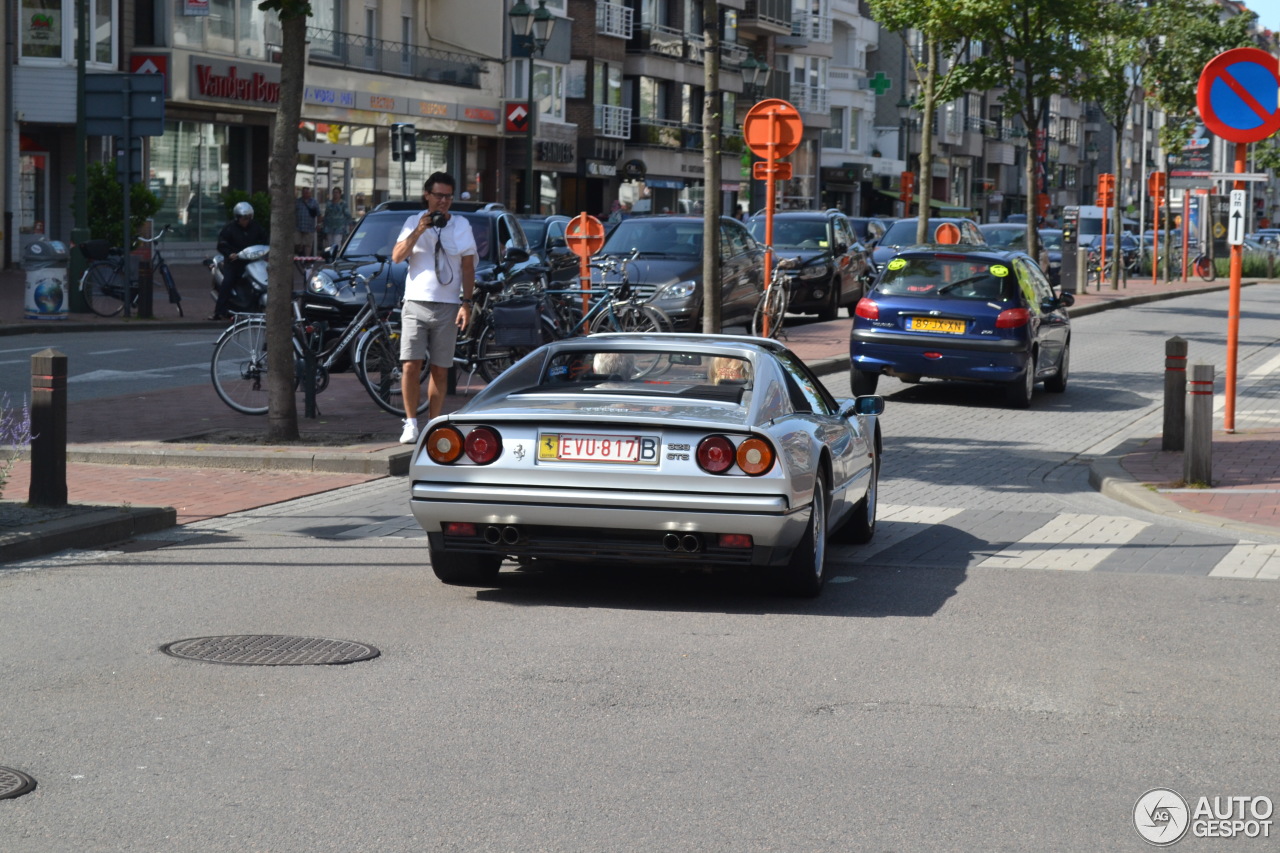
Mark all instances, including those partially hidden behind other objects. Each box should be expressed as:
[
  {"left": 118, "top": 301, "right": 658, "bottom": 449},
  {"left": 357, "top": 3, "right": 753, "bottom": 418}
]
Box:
[
  {"left": 851, "top": 369, "right": 879, "bottom": 395},
  {"left": 1005, "top": 354, "right": 1036, "bottom": 408},
  {"left": 1044, "top": 342, "right": 1069, "bottom": 393},
  {"left": 429, "top": 545, "right": 501, "bottom": 586},
  {"left": 776, "top": 469, "right": 828, "bottom": 597}
]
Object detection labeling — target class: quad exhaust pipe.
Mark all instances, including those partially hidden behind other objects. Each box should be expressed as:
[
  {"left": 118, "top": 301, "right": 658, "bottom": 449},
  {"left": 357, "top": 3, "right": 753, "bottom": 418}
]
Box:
[
  {"left": 662, "top": 533, "right": 703, "bottom": 553},
  {"left": 483, "top": 525, "right": 522, "bottom": 545}
]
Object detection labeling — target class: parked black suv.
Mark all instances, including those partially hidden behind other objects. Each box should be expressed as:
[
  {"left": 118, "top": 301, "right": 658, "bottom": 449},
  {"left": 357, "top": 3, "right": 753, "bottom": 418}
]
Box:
[{"left": 747, "top": 209, "right": 871, "bottom": 320}]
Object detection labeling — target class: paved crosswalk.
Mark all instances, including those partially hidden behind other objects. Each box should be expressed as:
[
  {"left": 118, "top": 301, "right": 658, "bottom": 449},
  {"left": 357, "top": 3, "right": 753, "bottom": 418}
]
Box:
[{"left": 836, "top": 504, "right": 1280, "bottom": 580}]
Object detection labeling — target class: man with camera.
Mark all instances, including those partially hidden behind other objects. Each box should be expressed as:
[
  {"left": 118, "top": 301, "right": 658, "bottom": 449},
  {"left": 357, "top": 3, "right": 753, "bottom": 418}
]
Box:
[{"left": 391, "top": 172, "right": 477, "bottom": 444}]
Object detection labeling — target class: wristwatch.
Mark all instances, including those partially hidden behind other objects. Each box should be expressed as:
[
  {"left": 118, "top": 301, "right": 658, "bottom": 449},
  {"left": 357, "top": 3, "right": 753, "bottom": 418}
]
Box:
[{"left": 460, "top": 297, "right": 473, "bottom": 305}]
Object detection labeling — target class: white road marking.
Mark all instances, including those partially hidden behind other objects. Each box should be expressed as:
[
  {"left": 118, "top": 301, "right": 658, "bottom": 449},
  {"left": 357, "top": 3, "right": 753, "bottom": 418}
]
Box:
[
  {"left": 976, "top": 513, "right": 1150, "bottom": 571},
  {"left": 67, "top": 364, "right": 211, "bottom": 383},
  {"left": 1210, "top": 542, "right": 1280, "bottom": 580},
  {"left": 88, "top": 348, "right": 134, "bottom": 355}
]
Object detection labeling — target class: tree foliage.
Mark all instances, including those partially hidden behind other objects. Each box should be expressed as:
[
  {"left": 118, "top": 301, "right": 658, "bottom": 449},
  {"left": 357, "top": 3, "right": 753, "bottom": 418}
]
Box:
[{"left": 82, "top": 162, "right": 163, "bottom": 242}]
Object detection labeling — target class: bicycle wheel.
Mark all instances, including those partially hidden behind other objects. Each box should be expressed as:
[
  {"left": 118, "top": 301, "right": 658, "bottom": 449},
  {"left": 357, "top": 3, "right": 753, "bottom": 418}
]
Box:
[
  {"left": 588, "top": 303, "right": 666, "bottom": 334},
  {"left": 476, "top": 319, "right": 555, "bottom": 382},
  {"left": 355, "top": 327, "right": 428, "bottom": 417},
  {"left": 752, "top": 284, "right": 788, "bottom": 339},
  {"left": 1195, "top": 255, "right": 1216, "bottom": 282},
  {"left": 158, "top": 262, "right": 184, "bottom": 317},
  {"left": 210, "top": 318, "right": 271, "bottom": 415},
  {"left": 81, "top": 261, "right": 126, "bottom": 317}
]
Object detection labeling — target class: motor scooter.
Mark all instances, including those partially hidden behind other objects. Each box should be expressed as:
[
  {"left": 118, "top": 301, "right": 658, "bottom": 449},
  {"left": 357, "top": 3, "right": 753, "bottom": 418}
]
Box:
[{"left": 203, "top": 244, "right": 270, "bottom": 313}]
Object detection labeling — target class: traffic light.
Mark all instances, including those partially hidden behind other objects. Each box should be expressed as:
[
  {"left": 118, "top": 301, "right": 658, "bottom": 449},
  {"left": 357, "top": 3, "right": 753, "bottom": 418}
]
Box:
[
  {"left": 391, "top": 123, "right": 416, "bottom": 162},
  {"left": 1097, "top": 173, "right": 1115, "bottom": 208}
]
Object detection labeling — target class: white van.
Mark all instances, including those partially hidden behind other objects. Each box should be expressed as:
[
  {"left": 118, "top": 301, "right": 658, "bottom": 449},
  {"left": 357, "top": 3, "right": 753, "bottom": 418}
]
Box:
[{"left": 1076, "top": 205, "right": 1139, "bottom": 246}]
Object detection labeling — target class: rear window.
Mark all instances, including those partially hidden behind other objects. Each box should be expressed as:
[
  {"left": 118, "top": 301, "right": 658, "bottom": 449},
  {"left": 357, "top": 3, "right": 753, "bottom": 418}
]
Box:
[
  {"left": 344, "top": 212, "right": 493, "bottom": 263},
  {"left": 522, "top": 350, "right": 753, "bottom": 401},
  {"left": 601, "top": 220, "right": 703, "bottom": 257},
  {"left": 747, "top": 219, "right": 828, "bottom": 249},
  {"left": 875, "top": 256, "right": 1019, "bottom": 301}
]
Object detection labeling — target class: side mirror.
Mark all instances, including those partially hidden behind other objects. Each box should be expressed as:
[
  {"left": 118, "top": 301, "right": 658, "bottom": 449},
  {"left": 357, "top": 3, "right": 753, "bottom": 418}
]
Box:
[
  {"left": 839, "top": 395, "right": 885, "bottom": 417},
  {"left": 503, "top": 246, "right": 531, "bottom": 266},
  {"left": 1058, "top": 291, "right": 1075, "bottom": 307}
]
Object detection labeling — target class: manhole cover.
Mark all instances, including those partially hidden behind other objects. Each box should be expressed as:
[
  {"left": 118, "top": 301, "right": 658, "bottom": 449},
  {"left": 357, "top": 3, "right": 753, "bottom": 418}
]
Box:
[
  {"left": 0, "top": 766, "right": 37, "bottom": 800},
  {"left": 160, "top": 635, "right": 380, "bottom": 666}
]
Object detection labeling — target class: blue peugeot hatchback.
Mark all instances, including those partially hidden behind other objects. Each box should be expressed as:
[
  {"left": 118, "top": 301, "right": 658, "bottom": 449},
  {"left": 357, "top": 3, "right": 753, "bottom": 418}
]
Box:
[{"left": 849, "top": 246, "right": 1074, "bottom": 408}]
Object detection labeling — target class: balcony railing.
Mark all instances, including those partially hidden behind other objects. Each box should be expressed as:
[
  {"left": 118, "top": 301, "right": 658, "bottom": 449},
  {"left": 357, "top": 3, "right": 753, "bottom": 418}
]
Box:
[
  {"left": 631, "top": 116, "right": 703, "bottom": 150},
  {"left": 742, "top": 0, "right": 792, "bottom": 31},
  {"left": 303, "top": 27, "right": 488, "bottom": 88},
  {"left": 597, "top": 2, "right": 634, "bottom": 39},
  {"left": 630, "top": 23, "right": 687, "bottom": 59},
  {"left": 790, "top": 83, "right": 829, "bottom": 115},
  {"left": 790, "top": 10, "right": 833, "bottom": 43},
  {"left": 594, "top": 104, "right": 633, "bottom": 139}
]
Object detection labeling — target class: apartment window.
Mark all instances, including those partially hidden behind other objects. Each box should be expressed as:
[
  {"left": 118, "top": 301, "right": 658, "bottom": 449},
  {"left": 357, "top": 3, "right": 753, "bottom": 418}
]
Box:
[
  {"left": 171, "top": 0, "right": 275, "bottom": 59},
  {"left": 822, "top": 107, "right": 845, "bottom": 150},
  {"left": 534, "top": 60, "right": 564, "bottom": 121},
  {"left": 593, "top": 63, "right": 623, "bottom": 107},
  {"left": 364, "top": 4, "right": 377, "bottom": 62},
  {"left": 849, "top": 108, "right": 861, "bottom": 149},
  {"left": 19, "top": 0, "right": 116, "bottom": 65}
]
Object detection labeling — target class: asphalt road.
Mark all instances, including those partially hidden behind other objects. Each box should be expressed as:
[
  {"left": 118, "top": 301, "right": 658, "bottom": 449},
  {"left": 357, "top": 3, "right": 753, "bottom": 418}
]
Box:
[{"left": 2, "top": 289, "right": 1279, "bottom": 851}]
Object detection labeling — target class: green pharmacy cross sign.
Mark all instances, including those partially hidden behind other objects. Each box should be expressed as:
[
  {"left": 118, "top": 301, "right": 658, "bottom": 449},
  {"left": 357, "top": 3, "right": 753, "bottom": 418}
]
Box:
[{"left": 869, "top": 72, "right": 892, "bottom": 97}]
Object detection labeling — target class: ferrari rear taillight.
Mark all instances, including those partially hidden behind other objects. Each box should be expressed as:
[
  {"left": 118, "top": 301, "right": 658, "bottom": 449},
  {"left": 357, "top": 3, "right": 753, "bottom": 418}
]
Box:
[
  {"left": 425, "top": 425, "right": 465, "bottom": 464},
  {"left": 697, "top": 435, "right": 776, "bottom": 476},
  {"left": 464, "top": 426, "right": 502, "bottom": 464},
  {"left": 855, "top": 298, "right": 879, "bottom": 320},
  {"left": 996, "top": 307, "right": 1030, "bottom": 328}
]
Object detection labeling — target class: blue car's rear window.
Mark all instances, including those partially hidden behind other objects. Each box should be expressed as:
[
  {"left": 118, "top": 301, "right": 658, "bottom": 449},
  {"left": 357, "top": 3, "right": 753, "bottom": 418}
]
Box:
[{"left": 876, "top": 256, "right": 1019, "bottom": 301}]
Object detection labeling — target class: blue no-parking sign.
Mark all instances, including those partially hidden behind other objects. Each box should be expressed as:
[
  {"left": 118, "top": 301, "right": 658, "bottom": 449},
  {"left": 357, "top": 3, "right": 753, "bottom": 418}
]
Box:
[{"left": 1196, "top": 48, "right": 1280, "bottom": 144}]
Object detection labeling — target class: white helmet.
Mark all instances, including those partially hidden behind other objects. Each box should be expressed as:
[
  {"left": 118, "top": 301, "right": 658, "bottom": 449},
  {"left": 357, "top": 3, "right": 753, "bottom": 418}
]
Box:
[{"left": 233, "top": 201, "right": 254, "bottom": 219}]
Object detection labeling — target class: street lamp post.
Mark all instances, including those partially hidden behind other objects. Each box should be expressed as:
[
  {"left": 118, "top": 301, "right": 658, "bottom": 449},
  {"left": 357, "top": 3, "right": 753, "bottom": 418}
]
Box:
[
  {"left": 740, "top": 55, "right": 771, "bottom": 102},
  {"left": 508, "top": 0, "right": 556, "bottom": 214},
  {"left": 896, "top": 96, "right": 911, "bottom": 163}
]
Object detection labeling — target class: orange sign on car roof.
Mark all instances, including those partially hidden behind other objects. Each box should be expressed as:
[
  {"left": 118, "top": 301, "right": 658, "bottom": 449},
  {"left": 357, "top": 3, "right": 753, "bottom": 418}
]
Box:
[{"left": 935, "top": 223, "right": 961, "bottom": 244}]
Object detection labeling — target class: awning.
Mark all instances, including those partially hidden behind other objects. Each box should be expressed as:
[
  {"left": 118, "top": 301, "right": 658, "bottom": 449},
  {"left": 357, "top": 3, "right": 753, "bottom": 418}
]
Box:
[{"left": 877, "top": 189, "right": 976, "bottom": 213}]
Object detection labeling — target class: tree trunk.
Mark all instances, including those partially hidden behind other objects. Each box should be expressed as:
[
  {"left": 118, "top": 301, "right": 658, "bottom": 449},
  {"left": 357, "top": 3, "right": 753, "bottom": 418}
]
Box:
[
  {"left": 1111, "top": 120, "right": 1123, "bottom": 290},
  {"left": 265, "top": 12, "right": 307, "bottom": 441},
  {"left": 915, "top": 41, "right": 938, "bottom": 244},
  {"left": 701, "top": 0, "right": 722, "bottom": 334}
]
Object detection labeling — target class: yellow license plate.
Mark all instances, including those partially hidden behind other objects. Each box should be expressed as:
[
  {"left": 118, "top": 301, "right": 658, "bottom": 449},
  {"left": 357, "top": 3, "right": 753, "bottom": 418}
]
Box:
[{"left": 908, "top": 317, "right": 965, "bottom": 334}]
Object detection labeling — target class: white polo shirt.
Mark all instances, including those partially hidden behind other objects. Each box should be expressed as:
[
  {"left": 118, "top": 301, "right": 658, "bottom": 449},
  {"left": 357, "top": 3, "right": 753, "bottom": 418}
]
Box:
[{"left": 397, "top": 212, "right": 478, "bottom": 303}]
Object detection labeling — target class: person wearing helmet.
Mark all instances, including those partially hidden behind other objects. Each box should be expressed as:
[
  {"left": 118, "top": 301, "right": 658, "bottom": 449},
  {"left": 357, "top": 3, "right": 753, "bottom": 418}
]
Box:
[{"left": 211, "top": 201, "right": 268, "bottom": 321}]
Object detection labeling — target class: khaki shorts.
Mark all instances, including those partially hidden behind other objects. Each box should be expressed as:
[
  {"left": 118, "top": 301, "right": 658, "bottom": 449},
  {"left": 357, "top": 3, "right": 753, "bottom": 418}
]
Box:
[{"left": 400, "top": 300, "right": 459, "bottom": 369}]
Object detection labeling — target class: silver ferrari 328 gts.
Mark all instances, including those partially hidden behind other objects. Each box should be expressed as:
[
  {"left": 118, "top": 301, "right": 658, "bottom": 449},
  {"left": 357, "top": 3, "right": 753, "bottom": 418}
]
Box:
[{"left": 408, "top": 334, "right": 884, "bottom": 596}]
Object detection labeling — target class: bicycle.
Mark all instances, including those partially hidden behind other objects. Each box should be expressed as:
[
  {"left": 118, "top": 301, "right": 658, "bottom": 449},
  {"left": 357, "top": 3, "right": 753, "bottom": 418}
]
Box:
[
  {"left": 210, "top": 257, "right": 412, "bottom": 416},
  {"left": 541, "top": 250, "right": 672, "bottom": 338},
  {"left": 752, "top": 256, "right": 799, "bottom": 339},
  {"left": 1192, "top": 251, "right": 1216, "bottom": 282},
  {"left": 79, "top": 224, "right": 184, "bottom": 317}
]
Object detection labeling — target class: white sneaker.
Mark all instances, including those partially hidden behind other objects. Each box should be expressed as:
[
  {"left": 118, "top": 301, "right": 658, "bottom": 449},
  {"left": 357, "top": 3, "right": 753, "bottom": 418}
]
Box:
[{"left": 399, "top": 419, "right": 419, "bottom": 444}]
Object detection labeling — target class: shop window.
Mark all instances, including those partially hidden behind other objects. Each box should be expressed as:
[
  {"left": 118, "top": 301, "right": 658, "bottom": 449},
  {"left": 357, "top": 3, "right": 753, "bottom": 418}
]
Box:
[
  {"left": 171, "top": 0, "right": 281, "bottom": 59},
  {"left": 19, "top": 0, "right": 115, "bottom": 66},
  {"left": 150, "top": 120, "right": 232, "bottom": 244}
]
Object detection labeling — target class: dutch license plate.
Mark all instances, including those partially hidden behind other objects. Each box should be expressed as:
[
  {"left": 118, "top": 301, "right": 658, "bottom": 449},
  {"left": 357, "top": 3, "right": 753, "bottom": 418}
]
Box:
[
  {"left": 908, "top": 316, "right": 965, "bottom": 334},
  {"left": 538, "top": 433, "right": 659, "bottom": 465}
]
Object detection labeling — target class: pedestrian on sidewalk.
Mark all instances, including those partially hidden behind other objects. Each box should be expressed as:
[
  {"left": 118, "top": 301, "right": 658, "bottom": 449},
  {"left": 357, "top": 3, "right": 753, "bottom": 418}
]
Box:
[
  {"left": 210, "top": 201, "right": 268, "bottom": 321},
  {"left": 391, "top": 172, "right": 477, "bottom": 444},
  {"left": 294, "top": 186, "right": 321, "bottom": 256},
  {"left": 322, "top": 186, "right": 351, "bottom": 248}
]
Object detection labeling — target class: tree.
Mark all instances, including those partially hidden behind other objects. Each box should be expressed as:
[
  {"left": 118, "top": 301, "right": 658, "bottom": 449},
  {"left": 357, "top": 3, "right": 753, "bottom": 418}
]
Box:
[
  {"left": 701, "top": 0, "right": 722, "bottom": 333},
  {"left": 867, "top": 0, "right": 983, "bottom": 243},
  {"left": 257, "top": 0, "right": 310, "bottom": 441},
  {"left": 968, "top": 0, "right": 1104, "bottom": 261}
]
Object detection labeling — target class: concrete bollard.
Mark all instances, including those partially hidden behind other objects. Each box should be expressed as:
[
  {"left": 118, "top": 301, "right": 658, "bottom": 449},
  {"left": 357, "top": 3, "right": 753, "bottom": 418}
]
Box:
[
  {"left": 29, "top": 348, "right": 68, "bottom": 507},
  {"left": 1184, "top": 362, "right": 1214, "bottom": 486},
  {"left": 1162, "top": 336, "right": 1188, "bottom": 451},
  {"left": 1269, "top": 250, "right": 1275, "bottom": 280},
  {"left": 1076, "top": 247, "right": 1090, "bottom": 293}
]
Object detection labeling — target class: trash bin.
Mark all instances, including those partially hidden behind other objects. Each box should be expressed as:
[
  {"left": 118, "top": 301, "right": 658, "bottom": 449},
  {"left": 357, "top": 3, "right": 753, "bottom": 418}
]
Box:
[{"left": 23, "top": 240, "right": 71, "bottom": 320}]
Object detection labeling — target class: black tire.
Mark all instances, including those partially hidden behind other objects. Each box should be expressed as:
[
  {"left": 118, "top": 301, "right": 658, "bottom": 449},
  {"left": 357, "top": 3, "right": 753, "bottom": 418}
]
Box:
[
  {"left": 751, "top": 284, "right": 788, "bottom": 338},
  {"left": 590, "top": 303, "right": 665, "bottom": 334},
  {"left": 210, "top": 318, "right": 271, "bottom": 415},
  {"left": 815, "top": 278, "right": 839, "bottom": 322},
  {"left": 776, "top": 469, "right": 829, "bottom": 597},
  {"left": 159, "top": 264, "right": 184, "bottom": 317},
  {"left": 81, "top": 261, "right": 126, "bottom": 317},
  {"left": 850, "top": 369, "right": 879, "bottom": 396},
  {"left": 1044, "top": 342, "right": 1069, "bottom": 393},
  {"left": 355, "top": 327, "right": 428, "bottom": 416},
  {"left": 429, "top": 545, "right": 502, "bottom": 586},
  {"left": 1005, "top": 355, "right": 1036, "bottom": 409},
  {"left": 834, "top": 444, "right": 878, "bottom": 545}
]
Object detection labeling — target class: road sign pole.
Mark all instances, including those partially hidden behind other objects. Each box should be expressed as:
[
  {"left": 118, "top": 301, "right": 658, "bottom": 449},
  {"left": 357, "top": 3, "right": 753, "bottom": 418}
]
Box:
[{"left": 1226, "top": 142, "right": 1247, "bottom": 433}]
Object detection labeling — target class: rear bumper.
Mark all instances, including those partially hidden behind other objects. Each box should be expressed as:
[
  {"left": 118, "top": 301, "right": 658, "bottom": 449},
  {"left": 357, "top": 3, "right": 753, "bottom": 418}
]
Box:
[
  {"left": 410, "top": 482, "right": 809, "bottom": 567},
  {"left": 850, "top": 330, "right": 1029, "bottom": 382}
]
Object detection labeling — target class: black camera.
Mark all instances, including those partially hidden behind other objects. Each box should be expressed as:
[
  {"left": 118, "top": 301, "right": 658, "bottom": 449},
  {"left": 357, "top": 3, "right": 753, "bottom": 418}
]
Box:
[{"left": 429, "top": 211, "right": 448, "bottom": 229}]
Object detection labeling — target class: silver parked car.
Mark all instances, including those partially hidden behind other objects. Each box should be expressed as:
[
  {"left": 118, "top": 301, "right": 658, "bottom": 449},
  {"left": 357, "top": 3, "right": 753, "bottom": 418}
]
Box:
[{"left": 408, "top": 334, "right": 884, "bottom": 596}]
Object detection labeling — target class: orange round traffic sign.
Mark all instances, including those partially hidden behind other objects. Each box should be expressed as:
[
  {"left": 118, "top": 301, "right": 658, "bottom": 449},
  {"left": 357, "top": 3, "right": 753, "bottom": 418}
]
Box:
[
  {"left": 935, "top": 223, "right": 961, "bottom": 245},
  {"left": 743, "top": 99, "right": 804, "bottom": 159},
  {"left": 565, "top": 212, "right": 605, "bottom": 260}
]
